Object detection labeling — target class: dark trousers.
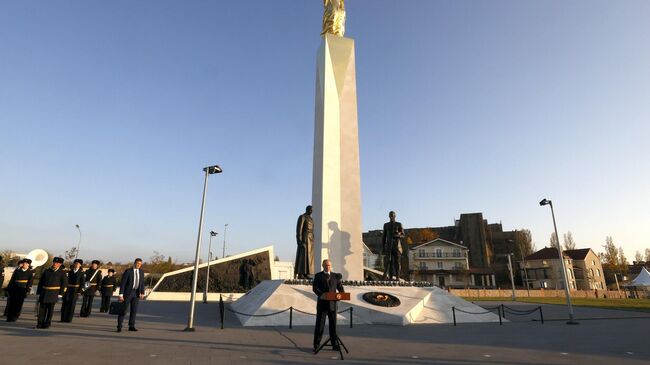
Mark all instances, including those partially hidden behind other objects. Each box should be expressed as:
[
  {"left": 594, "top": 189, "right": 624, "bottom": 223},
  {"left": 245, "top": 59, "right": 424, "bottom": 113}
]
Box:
[
  {"left": 61, "top": 297, "right": 78, "bottom": 322},
  {"left": 80, "top": 294, "right": 95, "bottom": 317},
  {"left": 37, "top": 302, "right": 55, "bottom": 328},
  {"left": 3, "top": 295, "right": 10, "bottom": 317},
  {"left": 100, "top": 295, "right": 111, "bottom": 312},
  {"left": 117, "top": 292, "right": 139, "bottom": 329},
  {"left": 6, "top": 290, "right": 27, "bottom": 321},
  {"left": 313, "top": 309, "right": 338, "bottom": 347}
]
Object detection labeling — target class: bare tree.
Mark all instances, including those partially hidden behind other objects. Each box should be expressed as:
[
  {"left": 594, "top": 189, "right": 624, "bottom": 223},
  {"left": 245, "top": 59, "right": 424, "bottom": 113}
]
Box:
[
  {"left": 645, "top": 248, "right": 650, "bottom": 262},
  {"left": 563, "top": 231, "right": 576, "bottom": 250},
  {"left": 549, "top": 232, "right": 559, "bottom": 249},
  {"left": 515, "top": 229, "right": 535, "bottom": 257},
  {"left": 635, "top": 250, "right": 643, "bottom": 263},
  {"left": 64, "top": 246, "right": 79, "bottom": 264}
]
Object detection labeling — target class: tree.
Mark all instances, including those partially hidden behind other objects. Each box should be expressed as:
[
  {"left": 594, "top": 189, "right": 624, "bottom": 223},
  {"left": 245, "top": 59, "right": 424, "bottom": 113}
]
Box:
[
  {"left": 563, "top": 231, "right": 576, "bottom": 250},
  {"left": 645, "top": 248, "right": 650, "bottom": 262},
  {"left": 635, "top": 250, "right": 643, "bottom": 263},
  {"left": 404, "top": 228, "right": 438, "bottom": 246},
  {"left": 64, "top": 246, "right": 79, "bottom": 264},
  {"left": 618, "top": 246, "right": 629, "bottom": 275},
  {"left": 515, "top": 229, "right": 535, "bottom": 257},
  {"left": 599, "top": 236, "right": 622, "bottom": 284},
  {"left": 549, "top": 232, "right": 559, "bottom": 249}
]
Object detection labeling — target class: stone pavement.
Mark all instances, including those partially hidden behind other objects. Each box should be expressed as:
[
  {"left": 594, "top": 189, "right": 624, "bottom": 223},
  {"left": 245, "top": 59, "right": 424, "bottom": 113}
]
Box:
[{"left": 1, "top": 297, "right": 649, "bottom": 364}]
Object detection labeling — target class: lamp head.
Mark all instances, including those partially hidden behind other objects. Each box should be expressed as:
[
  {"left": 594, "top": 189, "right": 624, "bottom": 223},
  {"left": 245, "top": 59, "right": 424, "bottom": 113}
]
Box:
[
  {"left": 539, "top": 199, "right": 551, "bottom": 206},
  {"left": 204, "top": 165, "right": 223, "bottom": 174},
  {"left": 210, "top": 231, "right": 218, "bottom": 237}
]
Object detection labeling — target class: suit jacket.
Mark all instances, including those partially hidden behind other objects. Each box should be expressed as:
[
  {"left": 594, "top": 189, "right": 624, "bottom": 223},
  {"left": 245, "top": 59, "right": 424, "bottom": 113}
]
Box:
[
  {"left": 119, "top": 267, "right": 145, "bottom": 298},
  {"left": 382, "top": 221, "right": 404, "bottom": 254},
  {"left": 312, "top": 271, "right": 344, "bottom": 312},
  {"left": 37, "top": 266, "right": 67, "bottom": 303}
]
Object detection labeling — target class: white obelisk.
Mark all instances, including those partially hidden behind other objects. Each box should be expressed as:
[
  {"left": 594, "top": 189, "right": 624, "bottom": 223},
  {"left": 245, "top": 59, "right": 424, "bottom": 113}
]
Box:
[{"left": 312, "top": 33, "right": 363, "bottom": 281}]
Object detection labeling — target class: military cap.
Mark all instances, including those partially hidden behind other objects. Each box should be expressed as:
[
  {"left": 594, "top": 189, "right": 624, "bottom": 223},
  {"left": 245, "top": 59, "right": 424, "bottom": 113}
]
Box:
[
  {"left": 53, "top": 257, "right": 64, "bottom": 264},
  {"left": 91, "top": 260, "right": 100, "bottom": 265},
  {"left": 108, "top": 268, "right": 115, "bottom": 273},
  {"left": 23, "top": 258, "right": 32, "bottom": 264},
  {"left": 73, "top": 258, "right": 83, "bottom": 265}
]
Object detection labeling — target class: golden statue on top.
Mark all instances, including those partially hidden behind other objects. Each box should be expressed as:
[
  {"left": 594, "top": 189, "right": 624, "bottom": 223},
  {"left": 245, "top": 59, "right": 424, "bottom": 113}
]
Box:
[{"left": 321, "top": 0, "right": 346, "bottom": 37}]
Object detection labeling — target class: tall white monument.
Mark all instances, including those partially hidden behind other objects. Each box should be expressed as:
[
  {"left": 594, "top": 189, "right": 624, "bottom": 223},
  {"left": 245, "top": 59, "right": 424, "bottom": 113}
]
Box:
[{"left": 312, "top": 2, "right": 363, "bottom": 281}]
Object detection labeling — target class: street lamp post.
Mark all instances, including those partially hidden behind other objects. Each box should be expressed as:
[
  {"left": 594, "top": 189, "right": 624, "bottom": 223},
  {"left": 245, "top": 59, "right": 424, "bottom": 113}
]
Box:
[
  {"left": 185, "top": 164, "right": 222, "bottom": 332},
  {"left": 74, "top": 224, "right": 81, "bottom": 260},
  {"left": 506, "top": 253, "right": 516, "bottom": 301},
  {"left": 203, "top": 231, "right": 218, "bottom": 304},
  {"left": 539, "top": 198, "right": 578, "bottom": 325},
  {"left": 222, "top": 223, "right": 228, "bottom": 259}
]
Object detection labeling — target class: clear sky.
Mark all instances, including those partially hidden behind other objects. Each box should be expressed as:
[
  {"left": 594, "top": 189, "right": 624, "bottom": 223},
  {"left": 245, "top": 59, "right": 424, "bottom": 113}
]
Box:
[{"left": 1, "top": 1, "right": 649, "bottom": 264}]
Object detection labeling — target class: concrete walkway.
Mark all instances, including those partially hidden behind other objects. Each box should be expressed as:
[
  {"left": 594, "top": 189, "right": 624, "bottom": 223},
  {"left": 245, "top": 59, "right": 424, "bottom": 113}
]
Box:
[{"left": 1, "top": 297, "right": 649, "bottom": 364}]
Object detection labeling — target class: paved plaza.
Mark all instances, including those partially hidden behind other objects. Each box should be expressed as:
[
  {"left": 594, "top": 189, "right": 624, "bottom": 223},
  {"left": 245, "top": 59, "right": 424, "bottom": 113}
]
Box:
[{"left": 1, "top": 297, "right": 649, "bottom": 364}]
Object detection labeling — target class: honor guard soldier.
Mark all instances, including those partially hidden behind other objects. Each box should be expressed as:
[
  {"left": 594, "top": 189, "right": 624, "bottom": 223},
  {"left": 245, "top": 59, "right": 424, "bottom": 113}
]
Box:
[
  {"left": 6, "top": 259, "right": 34, "bottom": 322},
  {"left": 99, "top": 269, "right": 116, "bottom": 313},
  {"left": 80, "top": 260, "right": 102, "bottom": 317},
  {"left": 36, "top": 257, "right": 67, "bottom": 329},
  {"left": 61, "top": 259, "right": 85, "bottom": 322}
]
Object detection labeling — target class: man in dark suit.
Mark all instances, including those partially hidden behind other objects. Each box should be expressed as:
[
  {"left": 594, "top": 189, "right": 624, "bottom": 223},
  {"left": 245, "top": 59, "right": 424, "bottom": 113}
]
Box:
[
  {"left": 6, "top": 259, "right": 34, "bottom": 322},
  {"left": 80, "top": 260, "right": 102, "bottom": 317},
  {"left": 312, "top": 259, "right": 345, "bottom": 352},
  {"left": 61, "top": 259, "right": 84, "bottom": 322},
  {"left": 117, "top": 258, "right": 145, "bottom": 332},
  {"left": 382, "top": 211, "right": 404, "bottom": 280},
  {"left": 36, "top": 257, "right": 67, "bottom": 329}
]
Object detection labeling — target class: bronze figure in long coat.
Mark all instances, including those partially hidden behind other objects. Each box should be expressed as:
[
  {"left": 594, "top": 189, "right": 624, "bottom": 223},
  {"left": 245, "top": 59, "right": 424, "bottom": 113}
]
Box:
[{"left": 294, "top": 205, "right": 315, "bottom": 279}]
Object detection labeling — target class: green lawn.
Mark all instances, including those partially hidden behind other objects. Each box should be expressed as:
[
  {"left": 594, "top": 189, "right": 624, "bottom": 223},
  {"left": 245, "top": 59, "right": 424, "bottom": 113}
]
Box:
[{"left": 461, "top": 296, "right": 650, "bottom": 312}]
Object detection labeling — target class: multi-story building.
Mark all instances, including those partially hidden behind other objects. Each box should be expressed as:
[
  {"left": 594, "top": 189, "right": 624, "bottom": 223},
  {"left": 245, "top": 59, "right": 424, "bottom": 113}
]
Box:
[
  {"left": 409, "top": 238, "right": 494, "bottom": 288},
  {"left": 519, "top": 247, "right": 577, "bottom": 290},
  {"left": 565, "top": 248, "right": 607, "bottom": 290}
]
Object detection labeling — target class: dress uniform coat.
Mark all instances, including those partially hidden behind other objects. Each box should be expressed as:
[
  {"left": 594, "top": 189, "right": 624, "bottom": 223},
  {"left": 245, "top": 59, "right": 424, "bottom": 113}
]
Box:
[
  {"left": 36, "top": 266, "right": 67, "bottom": 328},
  {"left": 6, "top": 267, "right": 34, "bottom": 321},
  {"left": 61, "top": 269, "right": 84, "bottom": 322},
  {"left": 80, "top": 267, "right": 102, "bottom": 317},
  {"left": 99, "top": 275, "right": 116, "bottom": 312},
  {"left": 312, "top": 271, "right": 345, "bottom": 349}
]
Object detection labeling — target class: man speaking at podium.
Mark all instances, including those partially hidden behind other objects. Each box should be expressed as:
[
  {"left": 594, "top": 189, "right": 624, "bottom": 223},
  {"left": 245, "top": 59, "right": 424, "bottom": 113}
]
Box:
[{"left": 312, "top": 259, "right": 345, "bottom": 352}]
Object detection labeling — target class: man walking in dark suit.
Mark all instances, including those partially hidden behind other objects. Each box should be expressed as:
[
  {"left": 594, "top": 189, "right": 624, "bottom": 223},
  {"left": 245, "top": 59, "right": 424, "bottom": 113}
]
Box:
[
  {"left": 117, "top": 258, "right": 145, "bottom": 332},
  {"left": 80, "top": 260, "right": 102, "bottom": 317},
  {"left": 312, "top": 259, "right": 345, "bottom": 352},
  {"left": 36, "top": 257, "right": 67, "bottom": 329},
  {"left": 61, "top": 259, "right": 84, "bottom": 322}
]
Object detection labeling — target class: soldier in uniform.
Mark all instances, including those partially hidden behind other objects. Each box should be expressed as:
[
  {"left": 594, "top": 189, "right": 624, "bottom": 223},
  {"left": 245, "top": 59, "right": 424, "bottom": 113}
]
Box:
[
  {"left": 61, "top": 259, "right": 84, "bottom": 322},
  {"left": 80, "top": 260, "right": 102, "bottom": 317},
  {"left": 36, "top": 257, "right": 67, "bottom": 329},
  {"left": 6, "top": 258, "right": 34, "bottom": 322},
  {"left": 382, "top": 211, "right": 405, "bottom": 281},
  {"left": 99, "top": 269, "right": 116, "bottom": 313}
]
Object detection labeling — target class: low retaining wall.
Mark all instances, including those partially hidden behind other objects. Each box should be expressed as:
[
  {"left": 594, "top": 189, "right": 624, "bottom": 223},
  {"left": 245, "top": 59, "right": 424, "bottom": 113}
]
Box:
[
  {"left": 450, "top": 288, "right": 627, "bottom": 299},
  {"left": 145, "top": 292, "right": 244, "bottom": 302}
]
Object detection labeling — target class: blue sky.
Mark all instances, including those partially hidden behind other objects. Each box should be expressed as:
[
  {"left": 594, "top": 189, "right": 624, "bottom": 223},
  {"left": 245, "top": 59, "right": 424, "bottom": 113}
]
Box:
[{"left": 1, "top": 1, "right": 649, "bottom": 263}]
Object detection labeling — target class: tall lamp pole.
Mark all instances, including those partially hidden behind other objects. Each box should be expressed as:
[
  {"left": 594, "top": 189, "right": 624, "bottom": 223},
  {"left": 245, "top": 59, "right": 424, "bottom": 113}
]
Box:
[
  {"left": 185, "top": 164, "right": 222, "bottom": 332},
  {"left": 203, "top": 231, "right": 218, "bottom": 304},
  {"left": 74, "top": 224, "right": 81, "bottom": 260},
  {"left": 222, "top": 223, "right": 228, "bottom": 258},
  {"left": 539, "top": 198, "right": 578, "bottom": 325}
]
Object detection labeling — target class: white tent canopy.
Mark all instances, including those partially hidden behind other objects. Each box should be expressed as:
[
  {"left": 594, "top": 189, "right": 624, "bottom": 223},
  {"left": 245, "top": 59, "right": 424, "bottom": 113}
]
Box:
[{"left": 627, "top": 267, "right": 650, "bottom": 287}]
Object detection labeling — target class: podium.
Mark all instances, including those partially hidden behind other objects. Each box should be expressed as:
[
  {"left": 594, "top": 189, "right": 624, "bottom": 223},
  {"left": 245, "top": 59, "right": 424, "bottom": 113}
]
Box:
[{"left": 315, "top": 292, "right": 350, "bottom": 360}]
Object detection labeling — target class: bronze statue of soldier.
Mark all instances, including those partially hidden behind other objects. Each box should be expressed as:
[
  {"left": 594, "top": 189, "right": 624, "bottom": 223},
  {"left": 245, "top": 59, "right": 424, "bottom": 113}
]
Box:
[
  {"left": 382, "top": 211, "right": 404, "bottom": 281},
  {"left": 295, "top": 205, "right": 315, "bottom": 279}
]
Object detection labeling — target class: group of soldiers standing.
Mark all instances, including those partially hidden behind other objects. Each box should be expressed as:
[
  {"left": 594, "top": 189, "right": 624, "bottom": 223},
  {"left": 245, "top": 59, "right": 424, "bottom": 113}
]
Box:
[{"left": 2, "top": 256, "right": 117, "bottom": 329}]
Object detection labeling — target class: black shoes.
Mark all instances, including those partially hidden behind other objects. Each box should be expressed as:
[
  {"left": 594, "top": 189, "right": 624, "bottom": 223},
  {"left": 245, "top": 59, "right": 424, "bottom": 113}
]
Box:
[
  {"left": 116, "top": 327, "right": 122, "bottom": 332},
  {"left": 128, "top": 327, "right": 138, "bottom": 331}
]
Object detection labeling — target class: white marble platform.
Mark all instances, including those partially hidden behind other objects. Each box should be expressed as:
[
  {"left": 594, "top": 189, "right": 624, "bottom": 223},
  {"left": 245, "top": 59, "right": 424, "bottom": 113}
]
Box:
[{"left": 229, "top": 280, "right": 503, "bottom": 326}]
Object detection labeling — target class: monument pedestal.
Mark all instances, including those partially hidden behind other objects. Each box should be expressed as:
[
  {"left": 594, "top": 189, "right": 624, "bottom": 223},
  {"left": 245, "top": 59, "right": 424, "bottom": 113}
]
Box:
[{"left": 312, "top": 34, "right": 363, "bottom": 281}]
